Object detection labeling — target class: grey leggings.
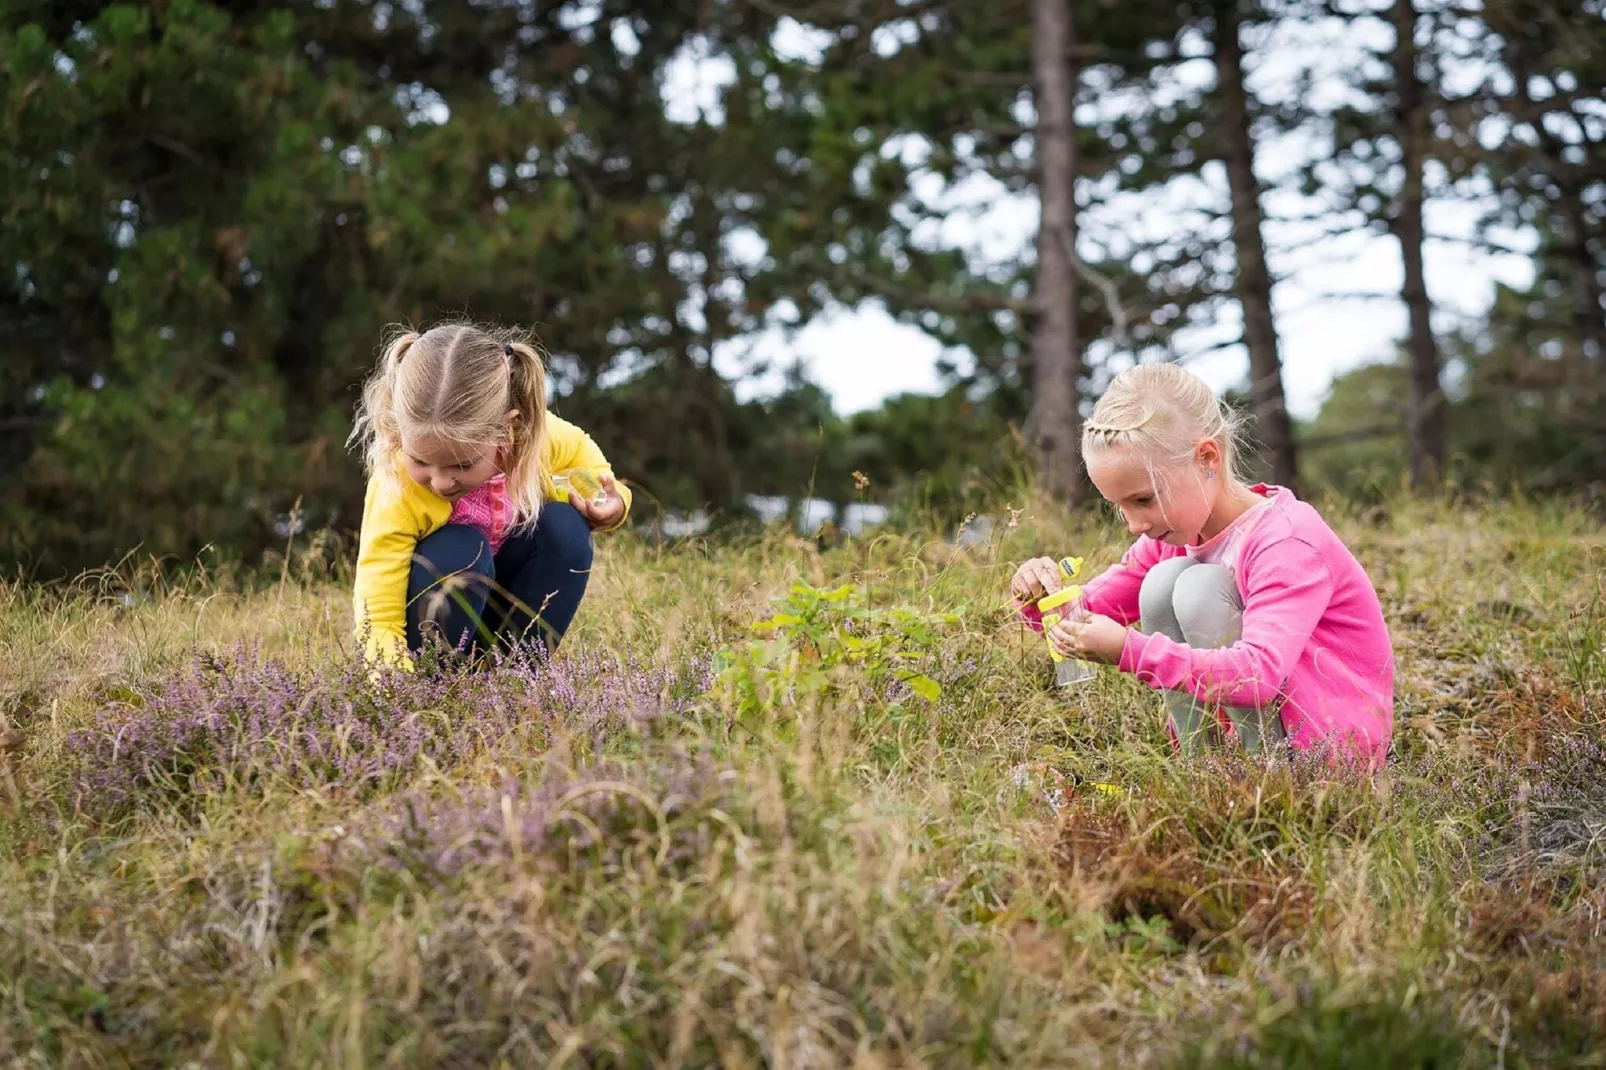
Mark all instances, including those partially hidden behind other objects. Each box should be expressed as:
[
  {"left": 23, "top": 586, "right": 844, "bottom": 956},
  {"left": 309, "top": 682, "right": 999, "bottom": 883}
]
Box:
[{"left": 1138, "top": 557, "right": 1287, "bottom": 755}]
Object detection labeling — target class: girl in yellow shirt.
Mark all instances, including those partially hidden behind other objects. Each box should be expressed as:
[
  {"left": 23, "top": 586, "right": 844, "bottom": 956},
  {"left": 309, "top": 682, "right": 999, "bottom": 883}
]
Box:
[{"left": 347, "top": 322, "right": 631, "bottom": 670}]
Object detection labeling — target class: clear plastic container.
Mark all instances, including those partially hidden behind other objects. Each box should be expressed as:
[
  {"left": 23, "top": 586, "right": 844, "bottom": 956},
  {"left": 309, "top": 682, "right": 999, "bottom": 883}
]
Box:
[
  {"left": 553, "top": 468, "right": 610, "bottom": 508},
  {"left": 1040, "top": 556, "right": 1098, "bottom": 686}
]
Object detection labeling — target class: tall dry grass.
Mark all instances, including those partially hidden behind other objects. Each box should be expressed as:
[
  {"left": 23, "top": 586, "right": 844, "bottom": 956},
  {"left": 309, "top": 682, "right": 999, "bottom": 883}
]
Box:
[{"left": 1, "top": 490, "right": 1602, "bottom": 1066}]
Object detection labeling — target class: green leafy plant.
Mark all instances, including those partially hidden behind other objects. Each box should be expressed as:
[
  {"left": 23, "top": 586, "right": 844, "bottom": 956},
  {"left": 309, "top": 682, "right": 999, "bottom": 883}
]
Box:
[{"left": 713, "top": 581, "right": 960, "bottom": 717}]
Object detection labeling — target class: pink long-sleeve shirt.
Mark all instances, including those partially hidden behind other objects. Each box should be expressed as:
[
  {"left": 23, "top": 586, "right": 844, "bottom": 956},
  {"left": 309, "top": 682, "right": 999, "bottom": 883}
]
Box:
[{"left": 1047, "top": 485, "right": 1394, "bottom": 763}]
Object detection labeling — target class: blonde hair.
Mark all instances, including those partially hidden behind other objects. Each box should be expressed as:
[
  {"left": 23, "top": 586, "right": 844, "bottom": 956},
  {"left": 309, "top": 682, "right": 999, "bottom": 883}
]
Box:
[
  {"left": 1082, "top": 362, "right": 1248, "bottom": 482},
  {"left": 349, "top": 322, "right": 550, "bottom": 524}
]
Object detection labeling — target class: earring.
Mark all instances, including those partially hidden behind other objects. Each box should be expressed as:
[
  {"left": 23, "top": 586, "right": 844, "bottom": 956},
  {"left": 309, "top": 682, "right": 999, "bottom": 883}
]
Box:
[{"left": 1206, "top": 470, "right": 1215, "bottom": 479}]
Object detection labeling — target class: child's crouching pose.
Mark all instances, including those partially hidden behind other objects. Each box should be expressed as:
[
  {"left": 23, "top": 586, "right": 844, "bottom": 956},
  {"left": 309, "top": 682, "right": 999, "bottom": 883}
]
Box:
[
  {"left": 350, "top": 322, "right": 631, "bottom": 670},
  {"left": 1012, "top": 364, "right": 1394, "bottom": 765}
]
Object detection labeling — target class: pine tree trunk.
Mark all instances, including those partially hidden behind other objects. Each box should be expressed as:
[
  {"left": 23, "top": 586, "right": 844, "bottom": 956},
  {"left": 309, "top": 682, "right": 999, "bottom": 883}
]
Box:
[
  {"left": 1390, "top": 0, "right": 1446, "bottom": 485},
  {"left": 1212, "top": 0, "right": 1297, "bottom": 490},
  {"left": 1027, "top": 0, "right": 1083, "bottom": 504},
  {"left": 1556, "top": 179, "right": 1606, "bottom": 365}
]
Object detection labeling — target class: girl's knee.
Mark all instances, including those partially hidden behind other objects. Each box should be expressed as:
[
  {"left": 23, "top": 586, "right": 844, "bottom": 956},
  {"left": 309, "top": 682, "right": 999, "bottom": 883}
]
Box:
[
  {"left": 1139, "top": 556, "right": 1196, "bottom": 635},
  {"left": 415, "top": 524, "right": 495, "bottom": 580},
  {"left": 535, "top": 503, "right": 595, "bottom": 568},
  {"left": 1171, "top": 564, "right": 1241, "bottom": 649},
  {"left": 408, "top": 526, "right": 495, "bottom": 655}
]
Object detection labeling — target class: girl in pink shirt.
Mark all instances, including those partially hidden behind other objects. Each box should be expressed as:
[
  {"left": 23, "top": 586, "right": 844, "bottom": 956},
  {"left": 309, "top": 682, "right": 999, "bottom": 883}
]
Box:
[{"left": 1011, "top": 363, "right": 1394, "bottom": 765}]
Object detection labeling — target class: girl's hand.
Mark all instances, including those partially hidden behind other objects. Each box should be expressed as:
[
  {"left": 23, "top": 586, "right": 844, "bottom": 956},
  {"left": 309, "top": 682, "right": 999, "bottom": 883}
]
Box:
[
  {"left": 1010, "top": 556, "right": 1064, "bottom": 607},
  {"left": 571, "top": 471, "right": 627, "bottom": 530},
  {"left": 1047, "top": 610, "right": 1129, "bottom": 664}
]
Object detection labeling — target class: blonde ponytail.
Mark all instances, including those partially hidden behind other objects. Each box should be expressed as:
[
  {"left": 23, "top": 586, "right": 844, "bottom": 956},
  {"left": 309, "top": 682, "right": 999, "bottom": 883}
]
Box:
[
  {"left": 348, "top": 328, "right": 420, "bottom": 477},
  {"left": 498, "top": 338, "right": 551, "bottom": 525}
]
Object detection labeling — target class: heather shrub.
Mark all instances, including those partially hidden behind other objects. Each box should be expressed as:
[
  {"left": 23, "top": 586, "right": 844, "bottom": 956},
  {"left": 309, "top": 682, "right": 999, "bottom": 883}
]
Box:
[
  {"left": 370, "top": 754, "right": 738, "bottom": 884},
  {"left": 1479, "top": 729, "right": 1606, "bottom": 889},
  {"left": 63, "top": 644, "right": 709, "bottom": 820}
]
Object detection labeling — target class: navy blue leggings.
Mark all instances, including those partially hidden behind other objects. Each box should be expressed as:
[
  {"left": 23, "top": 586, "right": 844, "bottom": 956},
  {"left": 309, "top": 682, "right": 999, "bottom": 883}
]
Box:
[{"left": 405, "top": 503, "right": 594, "bottom": 657}]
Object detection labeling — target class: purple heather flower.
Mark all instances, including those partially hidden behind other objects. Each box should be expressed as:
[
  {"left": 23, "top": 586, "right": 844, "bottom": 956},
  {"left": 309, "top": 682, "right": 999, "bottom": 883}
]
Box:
[{"left": 65, "top": 644, "right": 710, "bottom": 820}]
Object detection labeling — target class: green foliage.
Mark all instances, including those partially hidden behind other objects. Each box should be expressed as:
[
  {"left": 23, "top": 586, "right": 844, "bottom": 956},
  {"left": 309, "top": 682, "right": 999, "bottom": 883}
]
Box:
[
  {"left": 840, "top": 384, "right": 1031, "bottom": 515},
  {"left": 0, "top": 0, "right": 833, "bottom": 574},
  {"left": 713, "top": 580, "right": 960, "bottom": 717},
  {"left": 1171, "top": 986, "right": 1480, "bottom": 1070},
  {"left": 1301, "top": 289, "right": 1606, "bottom": 499},
  {"left": 1298, "top": 361, "right": 1412, "bottom": 497}
]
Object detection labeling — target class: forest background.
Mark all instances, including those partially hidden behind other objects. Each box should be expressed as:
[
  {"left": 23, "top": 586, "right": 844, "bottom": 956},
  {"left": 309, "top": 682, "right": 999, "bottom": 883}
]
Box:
[{"left": 3, "top": 0, "right": 1603, "bottom": 575}]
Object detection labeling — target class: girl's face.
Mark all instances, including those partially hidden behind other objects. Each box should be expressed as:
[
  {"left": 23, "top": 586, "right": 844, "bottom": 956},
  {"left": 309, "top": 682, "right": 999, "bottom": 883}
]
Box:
[
  {"left": 1085, "top": 442, "right": 1217, "bottom": 546},
  {"left": 401, "top": 431, "right": 501, "bottom": 501}
]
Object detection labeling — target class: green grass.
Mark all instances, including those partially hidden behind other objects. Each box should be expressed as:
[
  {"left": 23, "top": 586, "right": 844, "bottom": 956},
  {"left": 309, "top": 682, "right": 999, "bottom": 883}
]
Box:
[{"left": 1, "top": 492, "right": 1603, "bottom": 1067}]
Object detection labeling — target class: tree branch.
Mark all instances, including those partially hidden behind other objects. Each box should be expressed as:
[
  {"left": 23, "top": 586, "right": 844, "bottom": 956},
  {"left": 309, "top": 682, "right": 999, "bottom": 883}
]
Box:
[
  {"left": 147, "top": 133, "right": 205, "bottom": 166},
  {"left": 1276, "top": 291, "right": 1401, "bottom": 321},
  {"left": 1175, "top": 338, "right": 1245, "bottom": 365},
  {"left": 841, "top": 266, "right": 1029, "bottom": 315},
  {"left": 1298, "top": 420, "right": 1405, "bottom": 450},
  {"left": 1423, "top": 231, "right": 1536, "bottom": 256},
  {"left": 0, "top": 416, "right": 53, "bottom": 432},
  {"left": 1056, "top": 229, "right": 1131, "bottom": 350}
]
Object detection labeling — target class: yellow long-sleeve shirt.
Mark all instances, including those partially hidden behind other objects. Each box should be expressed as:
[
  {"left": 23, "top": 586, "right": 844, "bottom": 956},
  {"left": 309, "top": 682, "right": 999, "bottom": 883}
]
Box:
[{"left": 351, "top": 414, "right": 631, "bottom": 669}]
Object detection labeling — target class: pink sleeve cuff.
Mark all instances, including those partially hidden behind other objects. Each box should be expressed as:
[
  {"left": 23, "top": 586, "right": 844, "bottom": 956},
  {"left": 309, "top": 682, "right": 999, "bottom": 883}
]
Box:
[
  {"left": 1118, "top": 628, "right": 1148, "bottom": 674},
  {"left": 1018, "top": 601, "right": 1046, "bottom": 633}
]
